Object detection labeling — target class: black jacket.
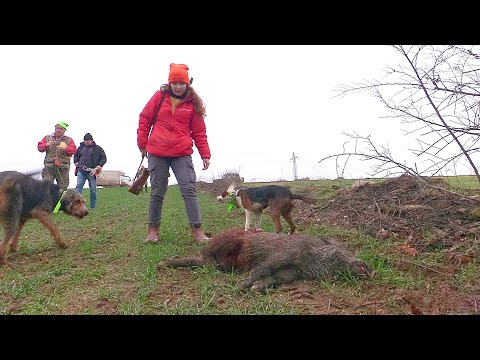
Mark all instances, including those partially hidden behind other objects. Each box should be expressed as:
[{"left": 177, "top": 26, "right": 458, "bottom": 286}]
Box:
[{"left": 74, "top": 141, "right": 107, "bottom": 173}]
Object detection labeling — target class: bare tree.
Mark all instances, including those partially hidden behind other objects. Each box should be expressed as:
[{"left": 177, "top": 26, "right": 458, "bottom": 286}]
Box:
[{"left": 324, "top": 45, "right": 480, "bottom": 183}]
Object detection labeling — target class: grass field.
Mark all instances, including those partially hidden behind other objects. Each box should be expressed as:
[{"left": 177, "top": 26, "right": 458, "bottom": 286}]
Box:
[{"left": 1, "top": 177, "right": 479, "bottom": 315}]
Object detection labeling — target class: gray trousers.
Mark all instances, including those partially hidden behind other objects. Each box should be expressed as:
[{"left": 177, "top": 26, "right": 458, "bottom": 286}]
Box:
[{"left": 148, "top": 154, "right": 202, "bottom": 227}]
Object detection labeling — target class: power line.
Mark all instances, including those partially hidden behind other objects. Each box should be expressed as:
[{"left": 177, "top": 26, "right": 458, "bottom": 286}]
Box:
[{"left": 290, "top": 152, "right": 298, "bottom": 180}]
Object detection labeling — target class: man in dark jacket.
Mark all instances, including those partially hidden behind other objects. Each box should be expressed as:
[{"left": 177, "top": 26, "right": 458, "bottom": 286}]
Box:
[{"left": 74, "top": 133, "right": 107, "bottom": 209}]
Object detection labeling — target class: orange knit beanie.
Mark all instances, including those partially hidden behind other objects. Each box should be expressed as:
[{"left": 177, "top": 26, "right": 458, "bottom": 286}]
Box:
[{"left": 168, "top": 63, "right": 190, "bottom": 84}]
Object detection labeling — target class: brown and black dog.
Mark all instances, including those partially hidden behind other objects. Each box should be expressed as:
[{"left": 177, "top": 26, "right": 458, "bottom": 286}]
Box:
[
  {"left": 158, "top": 228, "right": 375, "bottom": 293},
  {"left": 217, "top": 184, "right": 316, "bottom": 234},
  {"left": 0, "top": 171, "right": 89, "bottom": 266}
]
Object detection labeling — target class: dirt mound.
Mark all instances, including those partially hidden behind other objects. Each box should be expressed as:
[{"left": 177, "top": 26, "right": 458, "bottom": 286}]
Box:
[
  {"left": 296, "top": 174, "right": 480, "bottom": 253},
  {"left": 196, "top": 173, "right": 244, "bottom": 198}
]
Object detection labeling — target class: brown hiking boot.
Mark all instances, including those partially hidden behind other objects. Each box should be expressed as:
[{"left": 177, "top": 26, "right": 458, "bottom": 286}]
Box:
[
  {"left": 191, "top": 224, "right": 210, "bottom": 244},
  {"left": 145, "top": 226, "right": 159, "bottom": 243}
]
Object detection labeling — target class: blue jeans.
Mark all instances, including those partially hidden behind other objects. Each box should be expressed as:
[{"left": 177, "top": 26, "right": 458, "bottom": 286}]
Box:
[{"left": 76, "top": 170, "right": 97, "bottom": 208}]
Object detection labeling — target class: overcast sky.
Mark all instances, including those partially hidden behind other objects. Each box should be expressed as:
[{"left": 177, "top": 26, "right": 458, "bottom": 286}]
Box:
[{"left": 0, "top": 45, "right": 415, "bottom": 185}]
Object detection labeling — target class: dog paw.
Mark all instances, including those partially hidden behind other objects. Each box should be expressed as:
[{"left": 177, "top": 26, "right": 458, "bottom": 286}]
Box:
[{"left": 58, "top": 242, "right": 68, "bottom": 249}]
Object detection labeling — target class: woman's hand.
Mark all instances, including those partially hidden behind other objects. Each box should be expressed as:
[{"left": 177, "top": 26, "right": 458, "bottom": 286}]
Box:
[{"left": 202, "top": 158, "right": 210, "bottom": 170}]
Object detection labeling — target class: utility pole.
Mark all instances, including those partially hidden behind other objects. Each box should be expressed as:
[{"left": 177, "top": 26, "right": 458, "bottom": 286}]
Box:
[{"left": 291, "top": 152, "right": 298, "bottom": 180}]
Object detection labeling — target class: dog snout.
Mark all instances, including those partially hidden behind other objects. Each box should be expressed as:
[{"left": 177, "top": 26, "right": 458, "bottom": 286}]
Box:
[
  {"left": 72, "top": 204, "right": 89, "bottom": 219},
  {"left": 76, "top": 208, "right": 89, "bottom": 219}
]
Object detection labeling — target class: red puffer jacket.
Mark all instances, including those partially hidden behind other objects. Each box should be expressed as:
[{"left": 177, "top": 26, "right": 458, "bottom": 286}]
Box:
[{"left": 137, "top": 90, "right": 211, "bottom": 159}]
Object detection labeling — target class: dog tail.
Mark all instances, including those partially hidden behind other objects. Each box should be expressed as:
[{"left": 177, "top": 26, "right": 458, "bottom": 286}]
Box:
[{"left": 291, "top": 194, "right": 317, "bottom": 204}]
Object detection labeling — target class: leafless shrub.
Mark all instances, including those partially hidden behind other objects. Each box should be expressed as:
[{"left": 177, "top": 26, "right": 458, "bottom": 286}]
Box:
[{"left": 328, "top": 45, "right": 480, "bottom": 184}]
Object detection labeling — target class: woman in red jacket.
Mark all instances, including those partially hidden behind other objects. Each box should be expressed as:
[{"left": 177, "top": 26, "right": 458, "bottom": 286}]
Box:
[{"left": 137, "top": 63, "right": 211, "bottom": 244}]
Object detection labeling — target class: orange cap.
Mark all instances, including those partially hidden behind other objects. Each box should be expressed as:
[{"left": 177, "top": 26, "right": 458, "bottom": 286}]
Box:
[{"left": 168, "top": 63, "right": 190, "bottom": 84}]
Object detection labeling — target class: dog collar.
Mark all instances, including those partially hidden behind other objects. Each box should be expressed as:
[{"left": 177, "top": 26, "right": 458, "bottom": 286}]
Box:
[
  {"left": 228, "top": 191, "right": 236, "bottom": 212},
  {"left": 53, "top": 190, "right": 65, "bottom": 213}
]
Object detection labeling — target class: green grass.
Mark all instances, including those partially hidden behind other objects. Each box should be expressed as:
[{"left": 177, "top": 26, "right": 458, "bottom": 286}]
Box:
[{"left": 1, "top": 176, "right": 480, "bottom": 314}]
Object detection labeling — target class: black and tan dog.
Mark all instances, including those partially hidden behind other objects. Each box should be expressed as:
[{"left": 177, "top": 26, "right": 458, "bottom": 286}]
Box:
[
  {"left": 158, "top": 228, "right": 375, "bottom": 293},
  {"left": 217, "top": 184, "right": 316, "bottom": 234},
  {"left": 0, "top": 171, "right": 89, "bottom": 266}
]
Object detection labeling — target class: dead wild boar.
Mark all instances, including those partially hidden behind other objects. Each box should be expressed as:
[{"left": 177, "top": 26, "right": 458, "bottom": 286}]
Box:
[{"left": 158, "top": 228, "right": 375, "bottom": 293}]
